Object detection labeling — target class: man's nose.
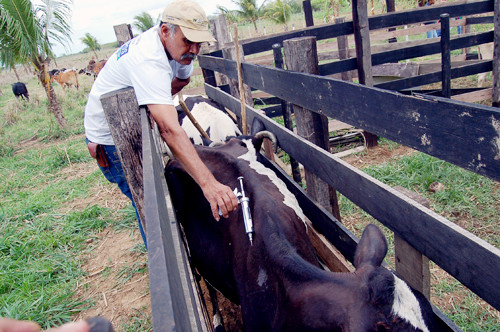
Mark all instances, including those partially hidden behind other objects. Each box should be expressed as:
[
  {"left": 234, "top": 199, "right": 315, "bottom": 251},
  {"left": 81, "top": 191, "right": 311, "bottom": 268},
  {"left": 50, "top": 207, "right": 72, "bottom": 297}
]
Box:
[{"left": 190, "top": 42, "right": 200, "bottom": 54}]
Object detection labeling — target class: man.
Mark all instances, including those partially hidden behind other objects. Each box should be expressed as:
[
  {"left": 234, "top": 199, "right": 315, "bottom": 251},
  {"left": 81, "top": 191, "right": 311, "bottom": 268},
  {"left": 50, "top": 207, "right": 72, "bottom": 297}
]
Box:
[{"left": 84, "top": 0, "right": 238, "bottom": 247}]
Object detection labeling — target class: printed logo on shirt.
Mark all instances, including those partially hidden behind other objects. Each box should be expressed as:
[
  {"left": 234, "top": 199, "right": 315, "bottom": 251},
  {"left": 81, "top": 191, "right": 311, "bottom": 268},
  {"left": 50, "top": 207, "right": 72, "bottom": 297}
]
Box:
[{"left": 117, "top": 40, "right": 131, "bottom": 60}]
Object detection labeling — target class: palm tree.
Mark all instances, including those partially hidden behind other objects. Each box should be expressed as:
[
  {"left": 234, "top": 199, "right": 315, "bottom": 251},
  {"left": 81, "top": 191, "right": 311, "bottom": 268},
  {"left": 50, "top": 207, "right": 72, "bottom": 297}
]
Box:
[
  {"left": 231, "top": 0, "right": 265, "bottom": 33},
  {"left": 0, "top": 0, "right": 72, "bottom": 128},
  {"left": 81, "top": 33, "right": 101, "bottom": 60},
  {"left": 216, "top": 5, "right": 239, "bottom": 25},
  {"left": 266, "top": 0, "right": 292, "bottom": 31},
  {"left": 133, "top": 12, "right": 158, "bottom": 34}
]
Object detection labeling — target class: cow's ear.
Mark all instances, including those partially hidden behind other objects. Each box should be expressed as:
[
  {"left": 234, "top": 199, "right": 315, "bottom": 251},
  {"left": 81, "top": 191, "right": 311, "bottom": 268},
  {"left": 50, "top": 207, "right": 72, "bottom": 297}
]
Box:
[{"left": 353, "top": 224, "right": 387, "bottom": 268}]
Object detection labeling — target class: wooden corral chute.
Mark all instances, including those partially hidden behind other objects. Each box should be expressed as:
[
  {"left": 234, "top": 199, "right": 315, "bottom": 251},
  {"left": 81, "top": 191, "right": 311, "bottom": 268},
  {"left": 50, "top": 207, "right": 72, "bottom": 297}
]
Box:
[{"left": 101, "top": 0, "right": 500, "bottom": 330}]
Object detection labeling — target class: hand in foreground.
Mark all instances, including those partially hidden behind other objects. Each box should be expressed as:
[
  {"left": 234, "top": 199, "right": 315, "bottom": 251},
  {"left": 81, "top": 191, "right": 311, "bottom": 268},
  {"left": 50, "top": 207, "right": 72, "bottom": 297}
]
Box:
[
  {"left": 0, "top": 318, "right": 89, "bottom": 332},
  {"left": 203, "top": 180, "right": 239, "bottom": 221}
]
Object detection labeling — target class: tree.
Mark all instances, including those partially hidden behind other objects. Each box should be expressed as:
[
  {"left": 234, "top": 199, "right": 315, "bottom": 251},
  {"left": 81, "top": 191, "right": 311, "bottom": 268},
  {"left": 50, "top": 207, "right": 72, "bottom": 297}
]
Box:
[
  {"left": 0, "top": 0, "right": 73, "bottom": 128},
  {"left": 81, "top": 33, "right": 100, "bottom": 60},
  {"left": 231, "top": 0, "right": 266, "bottom": 32},
  {"left": 265, "top": 0, "right": 292, "bottom": 30},
  {"left": 133, "top": 11, "right": 158, "bottom": 34},
  {"left": 216, "top": 5, "right": 239, "bottom": 25}
]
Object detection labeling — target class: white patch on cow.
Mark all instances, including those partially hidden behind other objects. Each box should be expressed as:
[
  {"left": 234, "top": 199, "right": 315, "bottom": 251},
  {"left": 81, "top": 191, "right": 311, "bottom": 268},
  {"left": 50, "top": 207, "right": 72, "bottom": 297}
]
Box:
[
  {"left": 238, "top": 138, "right": 308, "bottom": 227},
  {"left": 257, "top": 267, "right": 267, "bottom": 287},
  {"left": 392, "top": 276, "right": 430, "bottom": 332},
  {"left": 180, "top": 102, "right": 241, "bottom": 145},
  {"left": 213, "top": 312, "right": 222, "bottom": 327}
]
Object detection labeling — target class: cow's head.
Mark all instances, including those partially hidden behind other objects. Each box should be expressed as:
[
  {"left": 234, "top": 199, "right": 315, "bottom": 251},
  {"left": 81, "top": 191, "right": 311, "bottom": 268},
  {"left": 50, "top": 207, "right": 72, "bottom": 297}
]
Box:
[{"left": 342, "top": 225, "right": 435, "bottom": 332}]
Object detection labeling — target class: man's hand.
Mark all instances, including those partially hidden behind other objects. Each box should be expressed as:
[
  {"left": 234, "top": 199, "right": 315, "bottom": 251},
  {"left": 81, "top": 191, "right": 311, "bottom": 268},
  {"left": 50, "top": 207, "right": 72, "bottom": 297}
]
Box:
[{"left": 202, "top": 178, "right": 239, "bottom": 221}]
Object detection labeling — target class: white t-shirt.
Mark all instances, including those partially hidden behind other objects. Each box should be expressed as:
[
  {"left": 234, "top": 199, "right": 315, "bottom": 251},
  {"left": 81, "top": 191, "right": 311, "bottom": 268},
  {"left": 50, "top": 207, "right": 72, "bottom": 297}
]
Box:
[{"left": 84, "top": 26, "right": 193, "bottom": 145}]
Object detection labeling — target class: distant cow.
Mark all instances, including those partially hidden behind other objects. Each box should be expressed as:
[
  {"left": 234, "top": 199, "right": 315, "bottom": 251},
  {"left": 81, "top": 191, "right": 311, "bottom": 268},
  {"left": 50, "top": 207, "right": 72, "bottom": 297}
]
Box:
[
  {"left": 12, "top": 82, "right": 29, "bottom": 101},
  {"left": 165, "top": 120, "right": 436, "bottom": 332},
  {"left": 85, "top": 59, "right": 107, "bottom": 79},
  {"left": 51, "top": 70, "right": 79, "bottom": 92},
  {"left": 175, "top": 95, "right": 241, "bottom": 145},
  {"left": 478, "top": 42, "right": 494, "bottom": 87}
]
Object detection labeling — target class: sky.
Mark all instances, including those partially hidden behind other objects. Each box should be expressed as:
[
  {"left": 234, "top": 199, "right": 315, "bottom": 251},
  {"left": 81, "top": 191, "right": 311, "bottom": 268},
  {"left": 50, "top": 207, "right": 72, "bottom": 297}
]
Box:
[{"left": 43, "top": 0, "right": 265, "bottom": 57}]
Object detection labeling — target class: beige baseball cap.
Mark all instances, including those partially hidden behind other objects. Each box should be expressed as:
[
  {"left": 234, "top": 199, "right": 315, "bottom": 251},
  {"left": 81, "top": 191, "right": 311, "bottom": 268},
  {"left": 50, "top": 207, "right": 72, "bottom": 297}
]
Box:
[{"left": 162, "top": 0, "right": 216, "bottom": 43}]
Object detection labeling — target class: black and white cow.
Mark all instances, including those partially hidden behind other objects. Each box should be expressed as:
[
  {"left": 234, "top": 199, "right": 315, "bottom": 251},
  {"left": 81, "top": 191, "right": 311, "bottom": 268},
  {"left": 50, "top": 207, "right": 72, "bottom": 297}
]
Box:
[
  {"left": 174, "top": 95, "right": 241, "bottom": 145},
  {"left": 11, "top": 82, "right": 29, "bottom": 101},
  {"left": 165, "top": 120, "right": 436, "bottom": 332}
]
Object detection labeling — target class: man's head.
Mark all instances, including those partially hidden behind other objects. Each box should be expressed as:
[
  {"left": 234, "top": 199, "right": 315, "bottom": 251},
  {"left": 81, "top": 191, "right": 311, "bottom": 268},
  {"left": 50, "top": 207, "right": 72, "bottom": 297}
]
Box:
[{"left": 159, "top": 0, "right": 216, "bottom": 64}]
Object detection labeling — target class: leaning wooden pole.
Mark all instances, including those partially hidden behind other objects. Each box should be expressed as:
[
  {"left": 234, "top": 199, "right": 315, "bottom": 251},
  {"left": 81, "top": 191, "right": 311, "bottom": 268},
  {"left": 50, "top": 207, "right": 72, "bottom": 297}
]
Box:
[
  {"left": 233, "top": 23, "right": 247, "bottom": 135},
  {"left": 178, "top": 92, "right": 210, "bottom": 140}
]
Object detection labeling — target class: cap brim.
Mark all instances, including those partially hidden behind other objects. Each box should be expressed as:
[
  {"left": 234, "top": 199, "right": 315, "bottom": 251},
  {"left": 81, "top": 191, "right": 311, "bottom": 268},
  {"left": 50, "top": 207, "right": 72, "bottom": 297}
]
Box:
[{"left": 179, "top": 26, "right": 216, "bottom": 43}]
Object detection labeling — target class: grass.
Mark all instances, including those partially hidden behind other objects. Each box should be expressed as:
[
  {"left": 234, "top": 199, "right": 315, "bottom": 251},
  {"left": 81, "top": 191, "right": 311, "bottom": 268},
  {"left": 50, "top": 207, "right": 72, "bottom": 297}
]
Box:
[{"left": 0, "top": 77, "right": 150, "bottom": 330}]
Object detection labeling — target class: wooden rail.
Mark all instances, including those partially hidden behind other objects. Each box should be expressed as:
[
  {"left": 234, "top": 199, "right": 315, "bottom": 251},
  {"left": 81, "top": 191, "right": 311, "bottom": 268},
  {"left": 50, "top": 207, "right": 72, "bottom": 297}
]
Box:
[{"left": 204, "top": 82, "right": 500, "bottom": 314}]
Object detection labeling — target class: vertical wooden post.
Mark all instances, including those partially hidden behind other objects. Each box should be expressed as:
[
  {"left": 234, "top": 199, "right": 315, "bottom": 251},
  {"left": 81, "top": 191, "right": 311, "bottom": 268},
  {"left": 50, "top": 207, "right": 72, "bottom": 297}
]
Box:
[
  {"left": 393, "top": 186, "right": 431, "bottom": 300},
  {"left": 352, "top": 0, "right": 378, "bottom": 147},
  {"left": 210, "top": 15, "right": 231, "bottom": 87},
  {"left": 283, "top": 37, "right": 340, "bottom": 219},
  {"left": 273, "top": 43, "right": 302, "bottom": 183},
  {"left": 303, "top": 0, "right": 314, "bottom": 27},
  {"left": 222, "top": 45, "right": 253, "bottom": 128},
  {"left": 335, "top": 17, "right": 352, "bottom": 82},
  {"left": 441, "top": 14, "right": 451, "bottom": 99},
  {"left": 101, "top": 88, "right": 145, "bottom": 231},
  {"left": 492, "top": 0, "right": 500, "bottom": 107},
  {"left": 113, "top": 24, "right": 133, "bottom": 46},
  {"left": 385, "top": 0, "right": 398, "bottom": 44}
]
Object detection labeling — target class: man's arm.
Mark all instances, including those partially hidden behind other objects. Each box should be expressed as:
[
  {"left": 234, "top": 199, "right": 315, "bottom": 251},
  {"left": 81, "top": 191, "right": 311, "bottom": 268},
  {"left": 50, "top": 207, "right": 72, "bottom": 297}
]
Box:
[
  {"left": 171, "top": 77, "right": 190, "bottom": 96},
  {"left": 148, "top": 104, "right": 238, "bottom": 220}
]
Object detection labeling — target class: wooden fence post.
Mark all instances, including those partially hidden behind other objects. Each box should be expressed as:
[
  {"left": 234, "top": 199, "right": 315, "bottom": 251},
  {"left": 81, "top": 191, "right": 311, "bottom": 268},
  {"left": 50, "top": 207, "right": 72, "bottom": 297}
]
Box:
[
  {"left": 393, "top": 186, "right": 431, "bottom": 300},
  {"left": 492, "top": 0, "right": 500, "bottom": 107},
  {"left": 386, "top": 0, "right": 398, "bottom": 44},
  {"left": 441, "top": 14, "right": 452, "bottom": 99},
  {"left": 303, "top": 0, "right": 314, "bottom": 27},
  {"left": 113, "top": 24, "right": 133, "bottom": 46},
  {"left": 335, "top": 17, "right": 352, "bottom": 82},
  {"left": 100, "top": 88, "right": 145, "bottom": 232},
  {"left": 283, "top": 37, "right": 340, "bottom": 220},
  {"left": 210, "top": 15, "right": 231, "bottom": 87},
  {"left": 352, "top": 0, "right": 378, "bottom": 147},
  {"left": 222, "top": 43, "right": 253, "bottom": 132},
  {"left": 273, "top": 43, "right": 302, "bottom": 184}
]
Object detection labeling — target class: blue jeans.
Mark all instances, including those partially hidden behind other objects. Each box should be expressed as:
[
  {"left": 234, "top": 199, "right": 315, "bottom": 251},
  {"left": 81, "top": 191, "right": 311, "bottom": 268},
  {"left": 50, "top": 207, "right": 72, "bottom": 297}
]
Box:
[{"left": 86, "top": 138, "right": 147, "bottom": 249}]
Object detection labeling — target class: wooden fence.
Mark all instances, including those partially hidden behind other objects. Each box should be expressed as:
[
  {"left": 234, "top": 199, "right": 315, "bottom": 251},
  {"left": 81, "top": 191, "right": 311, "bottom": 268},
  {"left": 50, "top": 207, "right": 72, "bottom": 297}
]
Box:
[
  {"left": 100, "top": 0, "right": 500, "bottom": 330},
  {"left": 186, "top": 0, "right": 497, "bottom": 105}
]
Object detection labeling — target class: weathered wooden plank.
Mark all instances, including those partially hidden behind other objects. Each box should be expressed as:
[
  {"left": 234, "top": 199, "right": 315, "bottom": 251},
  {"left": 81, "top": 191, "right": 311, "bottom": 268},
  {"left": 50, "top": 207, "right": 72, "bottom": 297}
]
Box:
[
  {"left": 142, "top": 109, "right": 208, "bottom": 332},
  {"left": 101, "top": 88, "right": 145, "bottom": 229},
  {"left": 283, "top": 37, "right": 334, "bottom": 216},
  {"left": 452, "top": 87, "right": 493, "bottom": 103},
  {"left": 199, "top": 55, "right": 500, "bottom": 181},
  {"left": 441, "top": 14, "right": 452, "bottom": 98},
  {"left": 393, "top": 186, "right": 431, "bottom": 300},
  {"left": 493, "top": 0, "right": 500, "bottom": 107},
  {"left": 205, "top": 83, "right": 500, "bottom": 311},
  {"left": 375, "top": 60, "right": 493, "bottom": 90}
]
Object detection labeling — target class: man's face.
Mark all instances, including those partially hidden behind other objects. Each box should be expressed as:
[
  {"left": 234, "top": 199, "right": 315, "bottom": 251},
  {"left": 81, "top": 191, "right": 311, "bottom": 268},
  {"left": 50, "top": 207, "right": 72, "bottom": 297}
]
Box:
[{"left": 163, "top": 25, "right": 201, "bottom": 65}]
